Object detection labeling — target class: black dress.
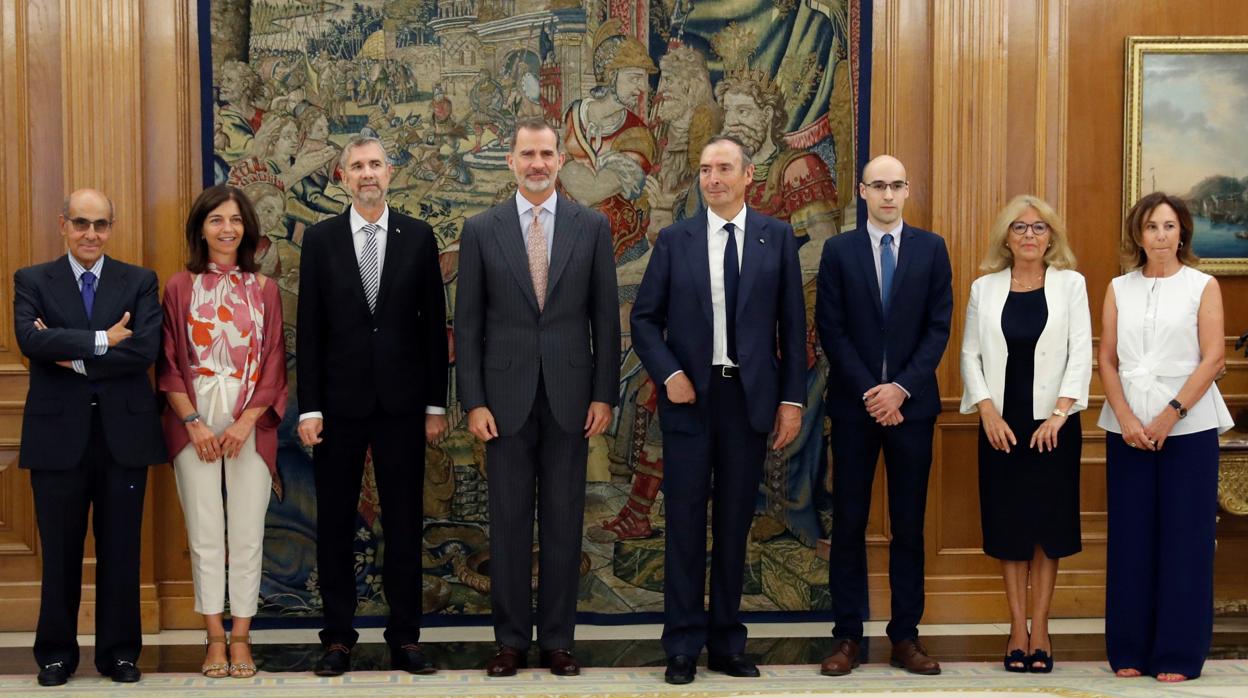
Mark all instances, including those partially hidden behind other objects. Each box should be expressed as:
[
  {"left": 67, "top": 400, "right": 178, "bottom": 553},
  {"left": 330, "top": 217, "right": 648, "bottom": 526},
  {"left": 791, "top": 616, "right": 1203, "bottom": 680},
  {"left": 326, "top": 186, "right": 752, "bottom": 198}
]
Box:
[{"left": 978, "top": 288, "right": 1082, "bottom": 561}]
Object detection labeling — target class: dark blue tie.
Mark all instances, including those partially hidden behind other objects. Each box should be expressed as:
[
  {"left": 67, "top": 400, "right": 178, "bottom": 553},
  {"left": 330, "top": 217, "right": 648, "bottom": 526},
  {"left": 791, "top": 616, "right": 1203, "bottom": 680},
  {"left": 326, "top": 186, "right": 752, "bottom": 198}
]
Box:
[
  {"left": 80, "top": 270, "right": 96, "bottom": 321},
  {"left": 880, "top": 233, "right": 895, "bottom": 315},
  {"left": 723, "top": 222, "right": 739, "bottom": 364}
]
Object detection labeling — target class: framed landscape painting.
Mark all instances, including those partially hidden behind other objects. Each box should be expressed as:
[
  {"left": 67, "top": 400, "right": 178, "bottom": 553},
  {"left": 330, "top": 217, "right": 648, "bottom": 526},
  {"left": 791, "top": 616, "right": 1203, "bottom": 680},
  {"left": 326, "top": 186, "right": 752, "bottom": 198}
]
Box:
[{"left": 1123, "top": 36, "right": 1248, "bottom": 276}]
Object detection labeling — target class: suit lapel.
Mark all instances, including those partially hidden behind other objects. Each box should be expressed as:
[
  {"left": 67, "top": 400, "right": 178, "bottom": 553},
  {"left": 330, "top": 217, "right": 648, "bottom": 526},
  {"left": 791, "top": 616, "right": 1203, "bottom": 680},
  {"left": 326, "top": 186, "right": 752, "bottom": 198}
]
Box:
[
  {"left": 888, "top": 225, "right": 916, "bottom": 307},
  {"left": 46, "top": 255, "right": 90, "bottom": 328},
  {"left": 90, "top": 256, "right": 127, "bottom": 328},
  {"left": 683, "top": 213, "right": 714, "bottom": 326},
  {"left": 493, "top": 202, "right": 541, "bottom": 314},
  {"left": 736, "top": 208, "right": 769, "bottom": 317},
  {"left": 330, "top": 214, "right": 371, "bottom": 315},
  {"left": 374, "top": 214, "right": 406, "bottom": 315},
  {"left": 546, "top": 200, "right": 578, "bottom": 300},
  {"left": 852, "top": 230, "right": 884, "bottom": 318}
]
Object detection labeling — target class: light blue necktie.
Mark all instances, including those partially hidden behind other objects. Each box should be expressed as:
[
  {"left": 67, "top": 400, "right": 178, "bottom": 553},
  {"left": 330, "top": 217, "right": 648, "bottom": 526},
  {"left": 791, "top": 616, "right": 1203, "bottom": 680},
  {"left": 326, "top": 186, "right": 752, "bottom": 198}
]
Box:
[{"left": 879, "top": 233, "right": 895, "bottom": 315}]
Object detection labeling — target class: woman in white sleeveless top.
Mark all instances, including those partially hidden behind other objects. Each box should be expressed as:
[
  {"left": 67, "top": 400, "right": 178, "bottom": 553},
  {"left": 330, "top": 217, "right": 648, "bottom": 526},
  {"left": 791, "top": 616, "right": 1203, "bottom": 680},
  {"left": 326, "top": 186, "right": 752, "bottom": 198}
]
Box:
[{"left": 1097, "top": 192, "right": 1233, "bottom": 683}]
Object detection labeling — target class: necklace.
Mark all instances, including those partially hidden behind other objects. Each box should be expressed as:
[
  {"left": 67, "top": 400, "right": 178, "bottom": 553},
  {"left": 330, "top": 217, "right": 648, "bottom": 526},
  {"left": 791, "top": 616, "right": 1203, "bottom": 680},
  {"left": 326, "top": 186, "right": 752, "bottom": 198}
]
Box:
[{"left": 1011, "top": 273, "right": 1043, "bottom": 290}]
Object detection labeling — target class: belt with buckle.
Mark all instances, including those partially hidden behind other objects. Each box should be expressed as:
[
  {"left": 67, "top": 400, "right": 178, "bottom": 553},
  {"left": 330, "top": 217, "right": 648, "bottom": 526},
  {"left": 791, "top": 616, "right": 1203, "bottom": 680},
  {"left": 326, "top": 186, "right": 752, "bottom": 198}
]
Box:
[{"left": 713, "top": 364, "right": 739, "bottom": 378}]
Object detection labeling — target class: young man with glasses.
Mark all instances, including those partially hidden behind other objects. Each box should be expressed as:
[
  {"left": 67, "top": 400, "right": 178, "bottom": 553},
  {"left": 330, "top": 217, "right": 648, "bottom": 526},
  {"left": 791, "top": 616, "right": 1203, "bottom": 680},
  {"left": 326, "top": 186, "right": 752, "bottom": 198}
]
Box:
[{"left": 815, "top": 155, "right": 953, "bottom": 677}]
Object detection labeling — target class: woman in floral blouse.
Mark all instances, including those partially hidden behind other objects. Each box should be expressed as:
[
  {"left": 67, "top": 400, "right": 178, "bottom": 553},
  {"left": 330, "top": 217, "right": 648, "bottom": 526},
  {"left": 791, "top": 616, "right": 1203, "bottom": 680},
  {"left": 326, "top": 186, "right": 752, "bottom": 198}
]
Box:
[{"left": 158, "top": 185, "right": 287, "bottom": 678}]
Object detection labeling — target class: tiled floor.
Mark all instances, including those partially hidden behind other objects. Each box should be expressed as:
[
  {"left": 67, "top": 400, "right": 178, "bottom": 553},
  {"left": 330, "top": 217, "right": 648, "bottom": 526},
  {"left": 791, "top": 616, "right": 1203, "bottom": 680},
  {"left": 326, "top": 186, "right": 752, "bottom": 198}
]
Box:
[{"left": 1, "top": 619, "right": 1244, "bottom": 675}]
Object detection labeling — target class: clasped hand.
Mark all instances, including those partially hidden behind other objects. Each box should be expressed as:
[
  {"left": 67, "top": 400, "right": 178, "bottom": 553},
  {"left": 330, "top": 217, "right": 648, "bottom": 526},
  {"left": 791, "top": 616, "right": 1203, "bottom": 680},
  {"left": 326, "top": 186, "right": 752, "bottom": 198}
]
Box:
[{"left": 188, "top": 416, "right": 256, "bottom": 462}]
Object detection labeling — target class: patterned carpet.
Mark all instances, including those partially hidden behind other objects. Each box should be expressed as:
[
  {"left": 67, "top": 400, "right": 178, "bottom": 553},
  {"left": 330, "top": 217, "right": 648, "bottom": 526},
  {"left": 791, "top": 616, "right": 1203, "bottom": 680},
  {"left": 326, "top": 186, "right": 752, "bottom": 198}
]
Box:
[{"left": 2, "top": 662, "right": 1246, "bottom": 697}]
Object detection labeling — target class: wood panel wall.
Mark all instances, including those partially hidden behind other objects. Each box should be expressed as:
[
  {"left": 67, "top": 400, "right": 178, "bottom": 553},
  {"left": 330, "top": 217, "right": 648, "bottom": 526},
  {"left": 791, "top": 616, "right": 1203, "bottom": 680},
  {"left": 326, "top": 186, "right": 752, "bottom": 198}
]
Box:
[{"left": 0, "top": 0, "right": 1243, "bottom": 631}]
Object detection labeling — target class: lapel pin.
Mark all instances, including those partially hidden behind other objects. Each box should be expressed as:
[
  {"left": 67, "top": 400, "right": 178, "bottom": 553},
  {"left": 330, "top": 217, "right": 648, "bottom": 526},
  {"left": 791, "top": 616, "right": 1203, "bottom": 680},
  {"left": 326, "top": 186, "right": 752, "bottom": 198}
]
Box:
[{"left": 759, "top": 238, "right": 765, "bottom": 244}]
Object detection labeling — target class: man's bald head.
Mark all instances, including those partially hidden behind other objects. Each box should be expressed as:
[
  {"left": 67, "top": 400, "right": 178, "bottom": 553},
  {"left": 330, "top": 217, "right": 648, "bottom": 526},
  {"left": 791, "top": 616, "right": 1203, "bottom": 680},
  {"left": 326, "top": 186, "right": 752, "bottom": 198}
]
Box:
[
  {"left": 859, "top": 155, "right": 909, "bottom": 228},
  {"left": 62, "top": 188, "right": 115, "bottom": 221},
  {"left": 861, "top": 155, "right": 907, "bottom": 184}
]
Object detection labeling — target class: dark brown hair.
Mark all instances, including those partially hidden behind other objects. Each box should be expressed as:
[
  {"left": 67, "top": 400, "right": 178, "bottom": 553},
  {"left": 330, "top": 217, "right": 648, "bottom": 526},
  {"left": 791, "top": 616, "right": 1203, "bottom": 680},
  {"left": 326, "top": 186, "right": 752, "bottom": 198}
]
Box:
[
  {"left": 1122, "top": 191, "right": 1198, "bottom": 269},
  {"left": 185, "top": 184, "right": 261, "bottom": 273},
  {"left": 511, "top": 116, "right": 562, "bottom": 152}
]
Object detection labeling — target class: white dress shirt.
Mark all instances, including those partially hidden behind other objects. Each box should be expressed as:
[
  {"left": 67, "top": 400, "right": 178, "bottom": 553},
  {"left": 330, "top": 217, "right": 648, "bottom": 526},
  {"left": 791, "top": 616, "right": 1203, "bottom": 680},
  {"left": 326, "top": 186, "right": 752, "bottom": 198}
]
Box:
[
  {"left": 299, "top": 204, "right": 445, "bottom": 421},
  {"left": 515, "top": 190, "right": 557, "bottom": 262},
  {"left": 66, "top": 254, "right": 109, "bottom": 375},
  {"left": 665, "top": 206, "right": 800, "bottom": 409}
]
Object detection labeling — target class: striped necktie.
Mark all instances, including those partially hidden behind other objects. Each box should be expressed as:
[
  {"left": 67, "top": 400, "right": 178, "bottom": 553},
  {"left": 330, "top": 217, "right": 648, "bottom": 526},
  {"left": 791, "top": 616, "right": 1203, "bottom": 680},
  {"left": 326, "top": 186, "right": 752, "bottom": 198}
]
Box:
[{"left": 359, "top": 223, "right": 380, "bottom": 313}]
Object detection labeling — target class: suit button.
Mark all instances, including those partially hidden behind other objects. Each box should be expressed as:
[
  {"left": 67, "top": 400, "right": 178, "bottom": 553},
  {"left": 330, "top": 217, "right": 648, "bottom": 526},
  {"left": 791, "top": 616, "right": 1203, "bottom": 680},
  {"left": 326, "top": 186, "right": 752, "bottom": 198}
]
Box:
[{"left": 373, "top": 327, "right": 379, "bottom": 333}]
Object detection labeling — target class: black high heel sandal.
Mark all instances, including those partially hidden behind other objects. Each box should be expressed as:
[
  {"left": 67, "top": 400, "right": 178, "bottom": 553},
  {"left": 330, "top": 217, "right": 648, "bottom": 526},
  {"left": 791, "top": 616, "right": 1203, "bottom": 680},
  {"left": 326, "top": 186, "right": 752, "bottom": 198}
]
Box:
[
  {"left": 1003, "top": 647, "right": 1028, "bottom": 673},
  {"left": 1027, "top": 647, "right": 1054, "bottom": 673}
]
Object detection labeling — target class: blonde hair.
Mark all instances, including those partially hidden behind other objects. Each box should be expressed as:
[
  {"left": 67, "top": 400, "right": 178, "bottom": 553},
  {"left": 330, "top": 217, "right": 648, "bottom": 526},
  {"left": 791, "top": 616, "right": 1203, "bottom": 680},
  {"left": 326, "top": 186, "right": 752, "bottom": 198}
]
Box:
[{"left": 980, "top": 194, "right": 1077, "bottom": 273}]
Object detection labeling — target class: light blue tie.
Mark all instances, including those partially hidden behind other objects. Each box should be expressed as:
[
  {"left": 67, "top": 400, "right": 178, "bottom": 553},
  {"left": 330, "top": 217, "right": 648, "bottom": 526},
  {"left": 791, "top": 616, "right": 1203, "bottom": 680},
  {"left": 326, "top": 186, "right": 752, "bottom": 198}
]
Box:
[{"left": 880, "top": 233, "right": 895, "bottom": 315}]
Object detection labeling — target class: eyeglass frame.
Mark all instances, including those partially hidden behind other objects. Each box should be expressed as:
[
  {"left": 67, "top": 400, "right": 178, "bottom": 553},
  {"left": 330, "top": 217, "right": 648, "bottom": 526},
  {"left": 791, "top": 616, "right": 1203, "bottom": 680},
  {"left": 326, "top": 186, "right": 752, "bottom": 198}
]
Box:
[
  {"left": 1008, "top": 221, "right": 1050, "bottom": 237},
  {"left": 64, "top": 217, "right": 114, "bottom": 232},
  {"left": 862, "top": 180, "right": 909, "bottom": 193}
]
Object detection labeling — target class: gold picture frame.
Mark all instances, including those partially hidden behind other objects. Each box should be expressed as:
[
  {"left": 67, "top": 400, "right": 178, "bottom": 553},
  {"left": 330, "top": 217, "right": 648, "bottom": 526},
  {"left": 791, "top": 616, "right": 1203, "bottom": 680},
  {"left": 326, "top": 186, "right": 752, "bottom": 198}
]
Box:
[{"left": 1123, "top": 36, "right": 1248, "bottom": 276}]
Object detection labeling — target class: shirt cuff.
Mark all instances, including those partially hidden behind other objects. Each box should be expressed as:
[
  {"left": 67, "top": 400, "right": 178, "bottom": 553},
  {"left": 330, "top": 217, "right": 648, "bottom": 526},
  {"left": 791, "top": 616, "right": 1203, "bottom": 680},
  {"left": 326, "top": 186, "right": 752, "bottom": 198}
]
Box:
[
  {"left": 891, "top": 382, "right": 911, "bottom": 399},
  {"left": 664, "top": 370, "right": 685, "bottom": 384},
  {"left": 71, "top": 359, "right": 86, "bottom": 375},
  {"left": 299, "top": 411, "right": 324, "bottom": 422},
  {"left": 94, "top": 330, "right": 108, "bottom": 355},
  {"left": 780, "top": 401, "right": 803, "bottom": 409},
  {"left": 425, "top": 406, "right": 447, "bottom": 415}
]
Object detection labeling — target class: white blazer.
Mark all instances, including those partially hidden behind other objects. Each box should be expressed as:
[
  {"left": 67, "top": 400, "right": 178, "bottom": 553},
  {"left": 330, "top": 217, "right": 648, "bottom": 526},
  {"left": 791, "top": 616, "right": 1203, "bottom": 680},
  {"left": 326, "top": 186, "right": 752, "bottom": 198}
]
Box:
[{"left": 959, "top": 267, "right": 1093, "bottom": 418}]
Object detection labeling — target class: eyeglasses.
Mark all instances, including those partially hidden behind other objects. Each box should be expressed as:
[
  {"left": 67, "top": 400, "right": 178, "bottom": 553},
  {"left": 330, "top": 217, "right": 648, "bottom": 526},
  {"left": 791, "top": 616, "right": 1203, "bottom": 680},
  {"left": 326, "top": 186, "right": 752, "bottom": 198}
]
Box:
[
  {"left": 863, "top": 180, "right": 908, "bottom": 193},
  {"left": 67, "top": 217, "right": 113, "bottom": 232},
  {"left": 1009, "top": 221, "right": 1049, "bottom": 237}
]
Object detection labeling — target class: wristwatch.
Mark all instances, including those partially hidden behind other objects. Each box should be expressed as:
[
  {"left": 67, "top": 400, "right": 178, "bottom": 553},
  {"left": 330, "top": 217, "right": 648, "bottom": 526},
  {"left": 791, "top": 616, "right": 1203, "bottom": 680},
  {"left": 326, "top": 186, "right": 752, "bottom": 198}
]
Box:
[
  {"left": 1168, "top": 399, "right": 1187, "bottom": 419},
  {"left": 182, "top": 411, "right": 202, "bottom": 424},
  {"left": 1051, "top": 408, "right": 1068, "bottom": 418}
]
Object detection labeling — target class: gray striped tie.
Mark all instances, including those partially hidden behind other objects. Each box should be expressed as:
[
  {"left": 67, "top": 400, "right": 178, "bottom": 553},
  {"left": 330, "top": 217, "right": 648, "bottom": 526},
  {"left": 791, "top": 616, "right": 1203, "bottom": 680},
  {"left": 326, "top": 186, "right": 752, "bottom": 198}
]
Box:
[{"left": 359, "top": 223, "right": 380, "bottom": 313}]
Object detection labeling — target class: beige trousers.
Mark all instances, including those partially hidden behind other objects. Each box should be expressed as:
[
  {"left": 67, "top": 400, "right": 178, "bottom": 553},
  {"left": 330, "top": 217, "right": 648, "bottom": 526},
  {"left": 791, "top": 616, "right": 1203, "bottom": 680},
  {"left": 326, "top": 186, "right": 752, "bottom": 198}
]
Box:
[{"left": 173, "top": 375, "right": 271, "bottom": 617}]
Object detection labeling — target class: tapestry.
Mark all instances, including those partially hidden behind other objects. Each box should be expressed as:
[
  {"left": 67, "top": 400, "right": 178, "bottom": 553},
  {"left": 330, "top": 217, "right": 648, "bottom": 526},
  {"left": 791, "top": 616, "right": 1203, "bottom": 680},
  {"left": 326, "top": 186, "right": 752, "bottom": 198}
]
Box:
[{"left": 203, "top": 0, "right": 870, "bottom": 621}]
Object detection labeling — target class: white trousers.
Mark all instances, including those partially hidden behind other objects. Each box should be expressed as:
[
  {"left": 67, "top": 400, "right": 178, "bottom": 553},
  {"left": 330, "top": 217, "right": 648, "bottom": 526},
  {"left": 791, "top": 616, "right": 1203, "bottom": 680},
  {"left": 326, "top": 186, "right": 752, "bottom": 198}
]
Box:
[{"left": 173, "top": 375, "right": 272, "bottom": 617}]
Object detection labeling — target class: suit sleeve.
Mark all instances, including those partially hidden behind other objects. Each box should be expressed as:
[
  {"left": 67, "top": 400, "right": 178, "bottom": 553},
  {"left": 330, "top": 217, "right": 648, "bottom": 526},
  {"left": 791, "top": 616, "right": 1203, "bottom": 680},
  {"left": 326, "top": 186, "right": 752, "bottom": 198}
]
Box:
[
  {"left": 959, "top": 279, "right": 991, "bottom": 413},
  {"left": 13, "top": 267, "right": 98, "bottom": 361},
  {"left": 83, "top": 268, "right": 162, "bottom": 380},
  {"left": 421, "top": 225, "right": 449, "bottom": 409},
  {"left": 777, "top": 222, "right": 806, "bottom": 405},
  {"left": 815, "top": 238, "right": 877, "bottom": 398},
  {"left": 453, "top": 218, "right": 487, "bottom": 411},
  {"left": 589, "top": 213, "right": 621, "bottom": 405},
  {"left": 890, "top": 235, "right": 953, "bottom": 399},
  {"left": 1058, "top": 272, "right": 1093, "bottom": 412},
  {"left": 630, "top": 229, "right": 682, "bottom": 384},
  {"left": 296, "top": 226, "right": 326, "bottom": 414}
]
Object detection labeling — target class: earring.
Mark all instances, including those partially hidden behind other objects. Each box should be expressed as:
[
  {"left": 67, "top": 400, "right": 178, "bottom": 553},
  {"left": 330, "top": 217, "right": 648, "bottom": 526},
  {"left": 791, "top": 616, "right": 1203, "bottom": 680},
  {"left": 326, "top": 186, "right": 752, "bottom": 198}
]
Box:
[{"left": 1179, "top": 241, "right": 1184, "bottom": 248}]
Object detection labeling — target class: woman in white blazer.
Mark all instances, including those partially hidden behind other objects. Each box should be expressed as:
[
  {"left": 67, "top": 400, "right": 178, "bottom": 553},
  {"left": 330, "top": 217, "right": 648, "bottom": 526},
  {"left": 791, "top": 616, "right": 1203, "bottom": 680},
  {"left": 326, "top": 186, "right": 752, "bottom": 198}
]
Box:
[{"left": 960, "top": 195, "right": 1092, "bottom": 673}]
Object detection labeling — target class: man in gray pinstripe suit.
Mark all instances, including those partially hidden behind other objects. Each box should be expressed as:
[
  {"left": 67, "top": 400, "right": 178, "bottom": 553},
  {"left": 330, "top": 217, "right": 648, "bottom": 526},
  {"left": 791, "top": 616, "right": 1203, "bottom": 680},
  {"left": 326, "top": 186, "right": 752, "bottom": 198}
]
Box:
[{"left": 455, "top": 117, "right": 620, "bottom": 677}]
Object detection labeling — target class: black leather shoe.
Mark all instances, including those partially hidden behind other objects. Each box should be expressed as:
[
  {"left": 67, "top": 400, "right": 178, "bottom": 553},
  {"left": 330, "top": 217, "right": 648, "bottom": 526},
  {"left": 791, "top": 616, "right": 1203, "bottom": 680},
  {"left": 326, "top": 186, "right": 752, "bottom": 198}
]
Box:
[
  {"left": 665, "top": 655, "right": 696, "bottom": 685},
  {"left": 313, "top": 643, "right": 351, "bottom": 676},
  {"left": 539, "top": 648, "right": 581, "bottom": 676},
  {"left": 708, "top": 653, "right": 760, "bottom": 677},
  {"left": 37, "top": 662, "right": 69, "bottom": 687},
  {"left": 391, "top": 643, "right": 436, "bottom": 674},
  {"left": 106, "top": 659, "right": 141, "bottom": 683}
]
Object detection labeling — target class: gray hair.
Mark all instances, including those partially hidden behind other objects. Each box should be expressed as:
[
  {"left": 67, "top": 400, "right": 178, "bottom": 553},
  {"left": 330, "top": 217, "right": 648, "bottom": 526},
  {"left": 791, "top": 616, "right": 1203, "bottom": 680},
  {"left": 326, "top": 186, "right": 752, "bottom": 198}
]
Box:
[{"left": 338, "top": 134, "right": 390, "bottom": 172}]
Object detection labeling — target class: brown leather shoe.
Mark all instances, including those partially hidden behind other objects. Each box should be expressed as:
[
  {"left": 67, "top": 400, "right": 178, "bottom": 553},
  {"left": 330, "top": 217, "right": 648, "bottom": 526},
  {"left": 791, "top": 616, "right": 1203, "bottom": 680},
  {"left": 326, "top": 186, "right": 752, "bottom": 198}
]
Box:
[
  {"left": 539, "top": 648, "right": 581, "bottom": 676},
  {"left": 820, "top": 638, "right": 860, "bottom": 676},
  {"left": 890, "top": 638, "right": 941, "bottom": 675},
  {"left": 485, "top": 646, "right": 527, "bottom": 677}
]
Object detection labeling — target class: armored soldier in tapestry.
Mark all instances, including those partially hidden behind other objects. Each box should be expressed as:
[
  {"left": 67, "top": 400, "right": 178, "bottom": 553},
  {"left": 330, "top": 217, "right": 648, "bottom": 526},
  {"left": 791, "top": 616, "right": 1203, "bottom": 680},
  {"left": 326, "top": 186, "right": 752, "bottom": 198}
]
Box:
[{"left": 208, "top": 0, "right": 865, "bottom": 620}]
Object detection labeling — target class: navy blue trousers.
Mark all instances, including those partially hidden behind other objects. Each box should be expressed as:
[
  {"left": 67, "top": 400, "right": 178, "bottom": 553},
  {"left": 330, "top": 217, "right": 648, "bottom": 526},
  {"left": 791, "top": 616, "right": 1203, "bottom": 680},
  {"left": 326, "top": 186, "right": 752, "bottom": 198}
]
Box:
[
  {"left": 660, "top": 372, "right": 767, "bottom": 658},
  {"left": 1105, "top": 429, "right": 1218, "bottom": 679}
]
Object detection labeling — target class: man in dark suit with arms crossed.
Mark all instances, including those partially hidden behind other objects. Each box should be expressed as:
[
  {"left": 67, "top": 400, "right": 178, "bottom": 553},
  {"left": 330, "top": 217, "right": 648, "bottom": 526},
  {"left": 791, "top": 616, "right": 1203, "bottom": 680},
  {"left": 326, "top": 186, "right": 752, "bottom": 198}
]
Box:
[
  {"left": 456, "top": 117, "right": 619, "bottom": 677},
  {"left": 14, "top": 188, "right": 167, "bottom": 686},
  {"left": 297, "top": 136, "right": 449, "bottom": 676},
  {"left": 816, "top": 154, "right": 952, "bottom": 676},
  {"left": 631, "top": 135, "right": 806, "bottom": 685}
]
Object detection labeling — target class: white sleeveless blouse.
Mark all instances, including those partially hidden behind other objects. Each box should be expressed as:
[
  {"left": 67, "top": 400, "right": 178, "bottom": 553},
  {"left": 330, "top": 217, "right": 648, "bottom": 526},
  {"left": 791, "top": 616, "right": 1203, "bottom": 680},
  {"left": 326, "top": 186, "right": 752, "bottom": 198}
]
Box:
[{"left": 1097, "top": 266, "right": 1234, "bottom": 436}]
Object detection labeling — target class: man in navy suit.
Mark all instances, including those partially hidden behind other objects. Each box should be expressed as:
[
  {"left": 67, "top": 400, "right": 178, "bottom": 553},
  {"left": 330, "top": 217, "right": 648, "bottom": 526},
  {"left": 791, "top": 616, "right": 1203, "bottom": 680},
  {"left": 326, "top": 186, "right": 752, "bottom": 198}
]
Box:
[
  {"left": 815, "top": 155, "right": 952, "bottom": 676},
  {"left": 632, "top": 135, "right": 806, "bottom": 685},
  {"left": 14, "top": 189, "right": 167, "bottom": 687}
]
